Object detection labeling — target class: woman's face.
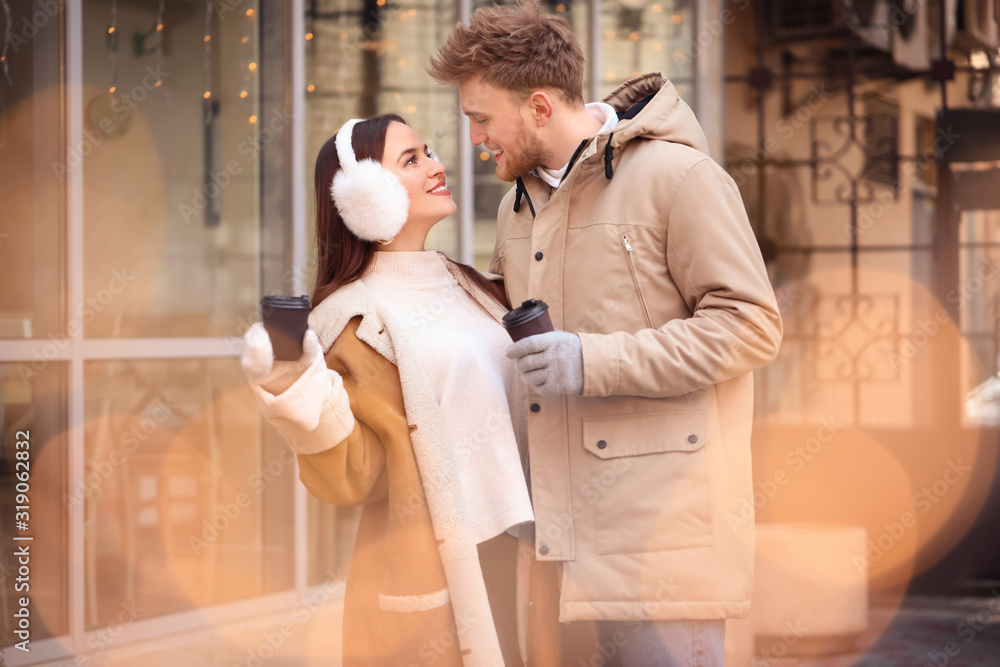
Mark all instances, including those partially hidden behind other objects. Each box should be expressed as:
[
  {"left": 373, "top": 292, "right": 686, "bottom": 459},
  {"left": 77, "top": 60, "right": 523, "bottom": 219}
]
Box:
[{"left": 381, "top": 121, "right": 456, "bottom": 228}]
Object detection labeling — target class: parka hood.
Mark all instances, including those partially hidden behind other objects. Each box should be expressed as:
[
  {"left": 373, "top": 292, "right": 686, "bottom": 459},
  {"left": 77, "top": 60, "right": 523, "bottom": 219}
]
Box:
[
  {"left": 602, "top": 72, "right": 710, "bottom": 155},
  {"left": 510, "top": 73, "right": 710, "bottom": 213}
]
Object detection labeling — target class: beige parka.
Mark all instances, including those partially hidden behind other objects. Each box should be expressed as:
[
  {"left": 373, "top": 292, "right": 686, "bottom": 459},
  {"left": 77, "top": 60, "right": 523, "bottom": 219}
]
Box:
[{"left": 489, "top": 73, "right": 783, "bottom": 623}]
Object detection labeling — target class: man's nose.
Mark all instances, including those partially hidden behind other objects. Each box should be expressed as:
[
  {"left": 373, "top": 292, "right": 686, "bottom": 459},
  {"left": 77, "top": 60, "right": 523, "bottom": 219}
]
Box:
[{"left": 470, "top": 126, "right": 487, "bottom": 147}]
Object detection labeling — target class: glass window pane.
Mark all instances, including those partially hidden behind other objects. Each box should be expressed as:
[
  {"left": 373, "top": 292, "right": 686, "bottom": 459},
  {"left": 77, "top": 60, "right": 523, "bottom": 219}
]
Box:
[
  {"left": 0, "top": 0, "right": 65, "bottom": 340},
  {"left": 600, "top": 0, "right": 693, "bottom": 99},
  {"left": 80, "top": 0, "right": 288, "bottom": 337},
  {"left": 0, "top": 361, "right": 68, "bottom": 642},
  {"left": 306, "top": 0, "right": 461, "bottom": 273},
  {"left": 83, "top": 358, "right": 294, "bottom": 629}
]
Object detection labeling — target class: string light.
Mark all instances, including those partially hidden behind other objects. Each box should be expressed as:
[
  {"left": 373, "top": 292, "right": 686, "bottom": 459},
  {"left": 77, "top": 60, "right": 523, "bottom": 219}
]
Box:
[
  {"left": 249, "top": 115, "right": 258, "bottom": 124},
  {"left": 240, "top": 4, "right": 254, "bottom": 109},
  {"left": 152, "top": 0, "right": 167, "bottom": 96},
  {"left": 306, "top": 84, "right": 315, "bottom": 92},
  {"left": 305, "top": 32, "right": 313, "bottom": 40},
  {"left": 203, "top": 0, "right": 212, "bottom": 124},
  {"left": 107, "top": 0, "right": 119, "bottom": 97}
]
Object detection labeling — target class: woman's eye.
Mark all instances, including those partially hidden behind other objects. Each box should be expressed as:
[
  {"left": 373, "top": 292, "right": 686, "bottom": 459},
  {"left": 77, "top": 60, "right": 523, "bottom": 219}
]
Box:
[{"left": 427, "top": 148, "right": 439, "bottom": 161}]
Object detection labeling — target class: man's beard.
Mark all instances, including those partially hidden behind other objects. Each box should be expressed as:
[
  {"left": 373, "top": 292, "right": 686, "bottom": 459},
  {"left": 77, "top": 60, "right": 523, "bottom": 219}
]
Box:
[{"left": 496, "top": 120, "right": 546, "bottom": 182}]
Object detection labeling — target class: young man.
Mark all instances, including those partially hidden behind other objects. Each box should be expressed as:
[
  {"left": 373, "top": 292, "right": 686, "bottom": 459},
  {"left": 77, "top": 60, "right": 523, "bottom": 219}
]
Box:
[{"left": 430, "top": 3, "right": 782, "bottom": 665}]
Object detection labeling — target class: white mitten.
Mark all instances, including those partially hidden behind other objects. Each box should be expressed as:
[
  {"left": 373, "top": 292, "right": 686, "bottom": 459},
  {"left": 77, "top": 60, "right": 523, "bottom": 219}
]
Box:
[
  {"left": 241, "top": 323, "right": 354, "bottom": 447},
  {"left": 241, "top": 322, "right": 322, "bottom": 394}
]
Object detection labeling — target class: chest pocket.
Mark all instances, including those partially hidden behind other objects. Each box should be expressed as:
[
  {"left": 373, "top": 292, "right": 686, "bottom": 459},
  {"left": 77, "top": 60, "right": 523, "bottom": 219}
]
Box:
[{"left": 580, "top": 411, "right": 714, "bottom": 554}]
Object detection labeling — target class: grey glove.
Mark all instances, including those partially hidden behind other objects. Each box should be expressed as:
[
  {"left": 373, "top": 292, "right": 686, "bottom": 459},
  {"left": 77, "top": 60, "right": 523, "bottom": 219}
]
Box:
[{"left": 506, "top": 330, "right": 584, "bottom": 396}]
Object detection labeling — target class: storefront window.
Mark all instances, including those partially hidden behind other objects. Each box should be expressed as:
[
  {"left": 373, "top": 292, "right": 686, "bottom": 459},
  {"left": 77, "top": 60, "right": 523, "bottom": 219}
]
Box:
[
  {"left": 0, "top": 0, "right": 64, "bottom": 341},
  {"left": 79, "top": 0, "right": 289, "bottom": 338},
  {"left": 82, "top": 358, "right": 293, "bottom": 628}
]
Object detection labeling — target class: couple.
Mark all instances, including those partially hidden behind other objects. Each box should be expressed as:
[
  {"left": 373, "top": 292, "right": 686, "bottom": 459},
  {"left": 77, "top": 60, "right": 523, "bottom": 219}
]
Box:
[{"left": 242, "top": 3, "right": 782, "bottom": 666}]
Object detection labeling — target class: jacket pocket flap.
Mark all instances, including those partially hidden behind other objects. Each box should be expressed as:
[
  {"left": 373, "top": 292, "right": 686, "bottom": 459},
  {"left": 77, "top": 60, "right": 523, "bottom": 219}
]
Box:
[{"left": 582, "top": 411, "right": 707, "bottom": 459}]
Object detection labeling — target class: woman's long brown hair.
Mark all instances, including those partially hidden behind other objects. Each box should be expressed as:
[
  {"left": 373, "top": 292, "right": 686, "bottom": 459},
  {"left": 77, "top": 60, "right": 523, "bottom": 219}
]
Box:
[{"left": 312, "top": 114, "right": 509, "bottom": 311}]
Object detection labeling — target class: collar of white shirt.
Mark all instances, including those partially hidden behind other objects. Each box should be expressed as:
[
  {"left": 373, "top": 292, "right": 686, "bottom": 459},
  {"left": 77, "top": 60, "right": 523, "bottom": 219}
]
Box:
[{"left": 536, "top": 102, "right": 619, "bottom": 188}]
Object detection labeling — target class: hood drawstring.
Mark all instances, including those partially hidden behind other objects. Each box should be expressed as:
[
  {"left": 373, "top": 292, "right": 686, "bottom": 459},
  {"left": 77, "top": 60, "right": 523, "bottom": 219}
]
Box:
[
  {"left": 604, "top": 132, "right": 615, "bottom": 180},
  {"left": 513, "top": 177, "right": 536, "bottom": 218}
]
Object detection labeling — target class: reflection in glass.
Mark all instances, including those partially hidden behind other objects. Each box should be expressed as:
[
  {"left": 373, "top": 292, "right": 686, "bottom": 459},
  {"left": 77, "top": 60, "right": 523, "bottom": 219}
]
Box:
[
  {"left": 0, "top": 0, "right": 64, "bottom": 340},
  {"left": 306, "top": 0, "right": 461, "bottom": 272},
  {"left": 80, "top": 0, "right": 284, "bottom": 337},
  {"left": 0, "top": 362, "right": 68, "bottom": 642},
  {"left": 600, "top": 0, "right": 693, "bottom": 99},
  {"left": 83, "top": 358, "right": 293, "bottom": 629}
]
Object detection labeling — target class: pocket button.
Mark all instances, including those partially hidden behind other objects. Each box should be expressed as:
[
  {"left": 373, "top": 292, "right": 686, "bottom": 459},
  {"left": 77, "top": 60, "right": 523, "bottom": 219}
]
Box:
[
  {"left": 688, "top": 434, "right": 698, "bottom": 444},
  {"left": 597, "top": 440, "right": 607, "bottom": 449}
]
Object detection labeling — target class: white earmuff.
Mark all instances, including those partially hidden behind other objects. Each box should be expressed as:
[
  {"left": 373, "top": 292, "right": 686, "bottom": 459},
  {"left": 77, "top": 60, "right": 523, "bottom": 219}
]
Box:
[{"left": 330, "top": 118, "right": 410, "bottom": 242}]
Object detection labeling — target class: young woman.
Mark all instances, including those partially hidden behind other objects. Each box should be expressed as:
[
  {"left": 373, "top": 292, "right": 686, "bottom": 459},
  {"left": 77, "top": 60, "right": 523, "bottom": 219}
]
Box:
[{"left": 240, "top": 114, "right": 531, "bottom": 666}]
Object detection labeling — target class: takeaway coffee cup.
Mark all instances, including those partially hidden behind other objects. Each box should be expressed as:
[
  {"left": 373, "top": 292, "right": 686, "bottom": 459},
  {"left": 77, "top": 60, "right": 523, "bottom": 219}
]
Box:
[
  {"left": 502, "top": 299, "right": 554, "bottom": 342},
  {"left": 261, "top": 295, "right": 311, "bottom": 361}
]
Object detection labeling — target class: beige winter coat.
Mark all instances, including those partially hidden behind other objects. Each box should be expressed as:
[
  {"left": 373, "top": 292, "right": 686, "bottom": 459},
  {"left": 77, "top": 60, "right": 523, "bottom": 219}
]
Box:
[
  {"left": 253, "top": 261, "right": 525, "bottom": 666},
  {"left": 489, "top": 73, "right": 783, "bottom": 622}
]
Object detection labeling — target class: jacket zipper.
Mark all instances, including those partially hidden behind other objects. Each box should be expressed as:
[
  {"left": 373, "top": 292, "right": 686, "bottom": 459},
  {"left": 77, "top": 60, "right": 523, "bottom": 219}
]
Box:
[{"left": 623, "top": 235, "right": 654, "bottom": 329}]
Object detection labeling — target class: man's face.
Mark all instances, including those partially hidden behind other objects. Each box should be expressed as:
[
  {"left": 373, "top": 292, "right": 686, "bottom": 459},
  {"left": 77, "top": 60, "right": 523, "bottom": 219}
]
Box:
[{"left": 460, "top": 76, "right": 546, "bottom": 182}]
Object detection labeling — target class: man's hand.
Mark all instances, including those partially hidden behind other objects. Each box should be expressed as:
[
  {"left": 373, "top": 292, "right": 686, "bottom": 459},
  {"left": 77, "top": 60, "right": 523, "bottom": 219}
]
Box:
[{"left": 506, "top": 330, "right": 583, "bottom": 396}]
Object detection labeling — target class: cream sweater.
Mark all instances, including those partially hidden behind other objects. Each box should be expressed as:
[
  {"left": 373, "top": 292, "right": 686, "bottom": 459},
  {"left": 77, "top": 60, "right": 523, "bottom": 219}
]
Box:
[{"left": 361, "top": 250, "right": 533, "bottom": 544}]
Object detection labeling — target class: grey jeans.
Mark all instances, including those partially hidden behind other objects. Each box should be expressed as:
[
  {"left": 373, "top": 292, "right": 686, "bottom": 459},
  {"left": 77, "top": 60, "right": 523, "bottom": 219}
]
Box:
[{"left": 583, "top": 618, "right": 726, "bottom": 667}]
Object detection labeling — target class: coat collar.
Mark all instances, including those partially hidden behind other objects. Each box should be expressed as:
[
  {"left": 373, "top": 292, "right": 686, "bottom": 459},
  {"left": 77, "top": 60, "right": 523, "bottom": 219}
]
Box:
[{"left": 307, "top": 252, "right": 508, "bottom": 363}]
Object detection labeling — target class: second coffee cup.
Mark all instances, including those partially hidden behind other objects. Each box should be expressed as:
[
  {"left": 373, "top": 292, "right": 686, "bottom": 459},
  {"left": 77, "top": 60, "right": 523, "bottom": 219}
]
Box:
[{"left": 502, "top": 299, "right": 554, "bottom": 342}]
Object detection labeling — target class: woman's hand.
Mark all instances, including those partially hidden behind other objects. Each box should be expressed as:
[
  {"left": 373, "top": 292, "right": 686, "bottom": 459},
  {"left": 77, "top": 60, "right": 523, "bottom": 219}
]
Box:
[
  {"left": 240, "top": 323, "right": 355, "bottom": 446},
  {"left": 241, "top": 322, "right": 323, "bottom": 389}
]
